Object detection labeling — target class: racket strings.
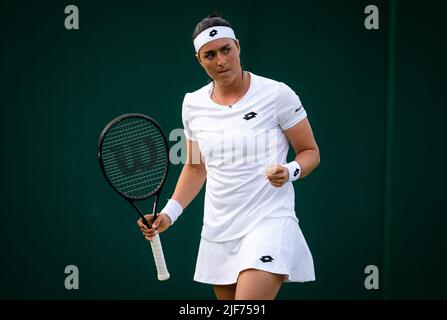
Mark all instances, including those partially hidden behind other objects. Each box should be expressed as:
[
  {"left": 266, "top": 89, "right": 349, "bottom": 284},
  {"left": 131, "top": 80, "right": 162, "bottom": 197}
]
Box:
[
  {"left": 101, "top": 117, "right": 168, "bottom": 199},
  {"left": 102, "top": 143, "right": 166, "bottom": 171},
  {"left": 103, "top": 148, "right": 167, "bottom": 195},
  {"left": 105, "top": 161, "right": 166, "bottom": 180},
  {"left": 103, "top": 126, "right": 163, "bottom": 149},
  {"left": 107, "top": 164, "right": 166, "bottom": 195}
]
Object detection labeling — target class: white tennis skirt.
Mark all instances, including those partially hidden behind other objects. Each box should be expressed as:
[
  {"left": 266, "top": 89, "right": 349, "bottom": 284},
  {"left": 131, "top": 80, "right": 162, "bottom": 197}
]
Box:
[{"left": 193, "top": 216, "right": 315, "bottom": 285}]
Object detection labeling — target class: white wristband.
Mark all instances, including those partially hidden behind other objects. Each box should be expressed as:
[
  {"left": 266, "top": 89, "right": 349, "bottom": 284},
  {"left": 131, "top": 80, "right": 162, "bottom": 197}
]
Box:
[
  {"left": 161, "top": 199, "right": 183, "bottom": 225},
  {"left": 283, "top": 161, "right": 302, "bottom": 182}
]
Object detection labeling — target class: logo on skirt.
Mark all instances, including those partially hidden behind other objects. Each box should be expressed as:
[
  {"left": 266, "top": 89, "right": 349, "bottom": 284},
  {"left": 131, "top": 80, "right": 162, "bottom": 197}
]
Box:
[{"left": 260, "top": 255, "right": 274, "bottom": 263}]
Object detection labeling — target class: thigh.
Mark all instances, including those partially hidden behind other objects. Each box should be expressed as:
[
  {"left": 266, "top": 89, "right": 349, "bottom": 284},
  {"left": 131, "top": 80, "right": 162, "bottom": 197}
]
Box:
[
  {"left": 235, "top": 269, "right": 285, "bottom": 300},
  {"left": 213, "top": 283, "right": 237, "bottom": 300}
]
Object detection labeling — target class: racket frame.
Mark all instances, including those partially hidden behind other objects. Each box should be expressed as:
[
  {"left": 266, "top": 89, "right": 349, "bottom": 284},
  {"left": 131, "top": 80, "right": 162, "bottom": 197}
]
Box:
[
  {"left": 97, "top": 113, "right": 171, "bottom": 280},
  {"left": 98, "top": 113, "right": 170, "bottom": 226}
]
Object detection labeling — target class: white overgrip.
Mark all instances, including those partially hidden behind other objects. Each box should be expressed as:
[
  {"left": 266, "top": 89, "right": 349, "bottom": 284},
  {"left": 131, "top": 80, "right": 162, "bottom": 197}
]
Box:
[{"left": 149, "top": 233, "right": 170, "bottom": 281}]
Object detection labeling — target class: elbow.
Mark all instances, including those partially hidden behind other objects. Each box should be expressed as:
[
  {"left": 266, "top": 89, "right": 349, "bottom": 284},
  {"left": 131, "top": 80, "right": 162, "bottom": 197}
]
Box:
[
  {"left": 315, "top": 146, "right": 321, "bottom": 168},
  {"left": 185, "top": 162, "right": 207, "bottom": 176}
]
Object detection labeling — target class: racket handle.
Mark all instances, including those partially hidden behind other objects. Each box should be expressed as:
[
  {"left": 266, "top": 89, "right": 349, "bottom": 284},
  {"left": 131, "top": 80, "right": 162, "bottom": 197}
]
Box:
[{"left": 149, "top": 233, "right": 170, "bottom": 281}]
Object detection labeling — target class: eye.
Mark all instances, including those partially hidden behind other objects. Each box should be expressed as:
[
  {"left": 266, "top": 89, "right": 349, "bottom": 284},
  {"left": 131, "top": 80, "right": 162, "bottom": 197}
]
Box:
[
  {"left": 204, "top": 52, "right": 215, "bottom": 60},
  {"left": 223, "top": 47, "right": 231, "bottom": 54}
]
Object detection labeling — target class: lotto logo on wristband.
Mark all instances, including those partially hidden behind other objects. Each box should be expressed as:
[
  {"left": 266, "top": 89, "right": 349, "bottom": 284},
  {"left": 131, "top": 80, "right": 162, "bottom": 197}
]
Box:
[{"left": 284, "top": 161, "right": 301, "bottom": 182}]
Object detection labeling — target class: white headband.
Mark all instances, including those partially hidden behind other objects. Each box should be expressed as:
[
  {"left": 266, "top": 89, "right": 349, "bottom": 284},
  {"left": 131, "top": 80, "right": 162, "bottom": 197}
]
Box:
[{"left": 193, "top": 26, "right": 236, "bottom": 53}]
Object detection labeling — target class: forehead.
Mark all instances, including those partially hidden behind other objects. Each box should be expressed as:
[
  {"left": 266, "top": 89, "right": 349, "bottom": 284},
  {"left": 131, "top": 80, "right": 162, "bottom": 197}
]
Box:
[{"left": 199, "top": 38, "right": 235, "bottom": 54}]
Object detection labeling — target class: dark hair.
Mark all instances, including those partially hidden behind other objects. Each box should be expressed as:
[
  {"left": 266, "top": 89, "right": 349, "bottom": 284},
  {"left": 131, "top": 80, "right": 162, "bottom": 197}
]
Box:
[{"left": 192, "top": 13, "right": 232, "bottom": 40}]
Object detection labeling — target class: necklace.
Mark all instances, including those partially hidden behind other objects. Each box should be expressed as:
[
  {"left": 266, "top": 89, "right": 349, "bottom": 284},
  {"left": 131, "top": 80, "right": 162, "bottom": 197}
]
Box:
[{"left": 211, "top": 71, "right": 246, "bottom": 108}]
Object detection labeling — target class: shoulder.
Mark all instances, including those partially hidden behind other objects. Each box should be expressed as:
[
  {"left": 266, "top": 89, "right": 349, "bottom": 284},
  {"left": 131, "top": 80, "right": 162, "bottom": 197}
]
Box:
[
  {"left": 250, "top": 72, "right": 297, "bottom": 98},
  {"left": 182, "top": 82, "right": 213, "bottom": 106},
  {"left": 250, "top": 72, "right": 281, "bottom": 91},
  {"left": 181, "top": 82, "right": 213, "bottom": 120}
]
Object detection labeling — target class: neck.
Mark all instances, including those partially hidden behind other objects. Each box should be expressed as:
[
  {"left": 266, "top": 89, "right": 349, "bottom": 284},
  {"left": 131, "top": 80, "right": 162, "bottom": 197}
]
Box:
[{"left": 213, "top": 70, "right": 245, "bottom": 97}]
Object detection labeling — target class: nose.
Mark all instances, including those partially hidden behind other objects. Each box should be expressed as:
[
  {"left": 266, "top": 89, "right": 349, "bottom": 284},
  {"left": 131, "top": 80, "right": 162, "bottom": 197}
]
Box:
[{"left": 216, "top": 52, "right": 226, "bottom": 67}]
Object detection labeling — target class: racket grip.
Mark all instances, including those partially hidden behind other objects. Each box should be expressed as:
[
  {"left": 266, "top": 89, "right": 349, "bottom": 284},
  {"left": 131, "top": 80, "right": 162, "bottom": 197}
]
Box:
[{"left": 149, "top": 233, "right": 170, "bottom": 281}]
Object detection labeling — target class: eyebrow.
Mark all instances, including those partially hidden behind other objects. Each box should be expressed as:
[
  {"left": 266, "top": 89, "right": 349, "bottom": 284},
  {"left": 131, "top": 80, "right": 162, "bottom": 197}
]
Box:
[{"left": 202, "top": 44, "right": 232, "bottom": 55}]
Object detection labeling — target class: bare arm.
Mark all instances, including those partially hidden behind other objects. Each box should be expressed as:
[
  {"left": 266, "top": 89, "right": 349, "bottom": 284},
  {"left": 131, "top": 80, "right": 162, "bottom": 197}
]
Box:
[
  {"left": 284, "top": 117, "right": 320, "bottom": 178},
  {"left": 266, "top": 118, "right": 320, "bottom": 187},
  {"left": 138, "top": 139, "right": 206, "bottom": 238},
  {"left": 171, "top": 139, "right": 207, "bottom": 209}
]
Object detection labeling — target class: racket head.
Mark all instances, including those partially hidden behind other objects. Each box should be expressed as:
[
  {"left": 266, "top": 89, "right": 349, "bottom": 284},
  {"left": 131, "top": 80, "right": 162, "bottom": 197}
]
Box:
[{"left": 98, "top": 113, "right": 170, "bottom": 201}]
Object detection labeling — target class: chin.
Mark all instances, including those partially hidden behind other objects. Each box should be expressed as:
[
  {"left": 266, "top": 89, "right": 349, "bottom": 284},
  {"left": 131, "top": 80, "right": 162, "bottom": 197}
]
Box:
[{"left": 215, "top": 71, "right": 235, "bottom": 85}]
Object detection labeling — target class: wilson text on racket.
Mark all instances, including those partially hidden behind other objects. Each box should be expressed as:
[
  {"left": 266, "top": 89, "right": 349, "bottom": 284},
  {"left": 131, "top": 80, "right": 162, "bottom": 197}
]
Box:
[{"left": 179, "top": 304, "right": 265, "bottom": 317}]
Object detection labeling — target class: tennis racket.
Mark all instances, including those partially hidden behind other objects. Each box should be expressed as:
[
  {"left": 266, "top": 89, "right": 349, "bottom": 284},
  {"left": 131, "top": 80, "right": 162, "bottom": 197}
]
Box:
[{"left": 98, "top": 113, "right": 170, "bottom": 281}]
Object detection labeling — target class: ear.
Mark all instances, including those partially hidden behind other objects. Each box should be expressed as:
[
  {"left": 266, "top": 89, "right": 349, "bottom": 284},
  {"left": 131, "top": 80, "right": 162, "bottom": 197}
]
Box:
[
  {"left": 235, "top": 39, "right": 241, "bottom": 54},
  {"left": 195, "top": 53, "right": 204, "bottom": 68}
]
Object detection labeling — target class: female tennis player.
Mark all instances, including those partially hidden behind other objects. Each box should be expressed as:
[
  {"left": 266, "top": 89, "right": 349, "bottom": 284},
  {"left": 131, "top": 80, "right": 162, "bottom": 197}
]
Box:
[{"left": 138, "top": 14, "right": 320, "bottom": 300}]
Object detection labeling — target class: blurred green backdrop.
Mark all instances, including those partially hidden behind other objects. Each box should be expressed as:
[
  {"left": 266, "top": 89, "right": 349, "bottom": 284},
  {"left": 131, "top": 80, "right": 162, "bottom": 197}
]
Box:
[{"left": 1, "top": 0, "right": 446, "bottom": 299}]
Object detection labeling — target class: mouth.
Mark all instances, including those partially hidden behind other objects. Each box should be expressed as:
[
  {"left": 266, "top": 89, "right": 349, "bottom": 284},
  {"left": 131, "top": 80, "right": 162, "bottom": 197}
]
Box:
[{"left": 217, "top": 69, "right": 230, "bottom": 74}]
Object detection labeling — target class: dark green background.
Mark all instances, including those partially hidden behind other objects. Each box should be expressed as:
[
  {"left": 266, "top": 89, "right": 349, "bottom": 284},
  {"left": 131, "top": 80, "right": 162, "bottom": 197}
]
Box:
[{"left": 1, "top": 0, "right": 446, "bottom": 299}]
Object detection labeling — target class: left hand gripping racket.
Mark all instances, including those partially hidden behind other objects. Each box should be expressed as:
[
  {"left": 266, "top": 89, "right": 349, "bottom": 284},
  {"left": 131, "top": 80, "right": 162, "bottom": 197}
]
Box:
[{"left": 98, "top": 113, "right": 170, "bottom": 281}]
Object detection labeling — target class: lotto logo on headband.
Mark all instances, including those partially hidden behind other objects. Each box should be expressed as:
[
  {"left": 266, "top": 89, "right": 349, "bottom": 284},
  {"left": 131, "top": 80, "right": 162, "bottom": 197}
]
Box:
[{"left": 193, "top": 26, "right": 237, "bottom": 53}]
